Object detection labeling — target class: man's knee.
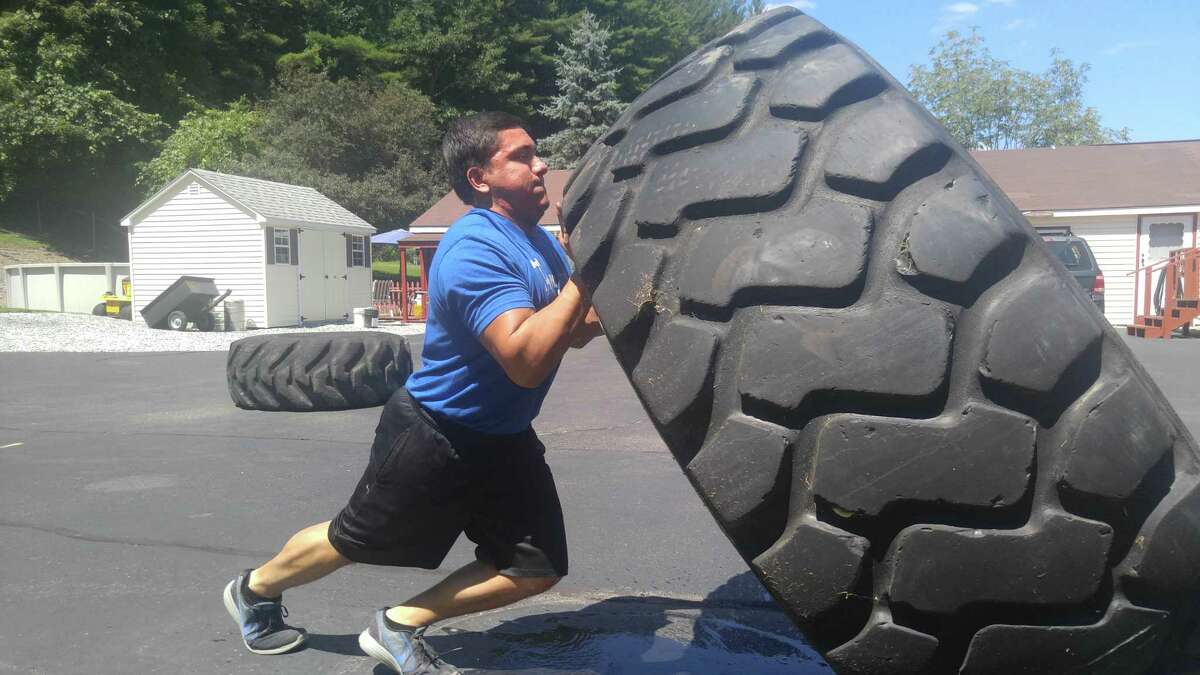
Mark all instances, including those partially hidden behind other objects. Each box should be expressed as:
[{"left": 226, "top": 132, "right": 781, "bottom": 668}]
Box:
[{"left": 510, "top": 575, "right": 560, "bottom": 597}]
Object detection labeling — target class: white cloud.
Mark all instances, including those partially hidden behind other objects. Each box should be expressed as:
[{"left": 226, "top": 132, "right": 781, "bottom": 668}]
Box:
[
  {"left": 764, "top": 0, "right": 817, "bottom": 11},
  {"left": 1103, "top": 40, "right": 1151, "bottom": 56},
  {"left": 933, "top": 2, "right": 981, "bottom": 33}
]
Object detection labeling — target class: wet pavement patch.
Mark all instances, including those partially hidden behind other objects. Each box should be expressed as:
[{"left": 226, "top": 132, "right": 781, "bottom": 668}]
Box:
[{"left": 421, "top": 595, "right": 832, "bottom": 674}]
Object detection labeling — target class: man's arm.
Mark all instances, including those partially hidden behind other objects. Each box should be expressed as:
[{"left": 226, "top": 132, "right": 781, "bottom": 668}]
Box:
[{"left": 479, "top": 279, "right": 591, "bottom": 389}]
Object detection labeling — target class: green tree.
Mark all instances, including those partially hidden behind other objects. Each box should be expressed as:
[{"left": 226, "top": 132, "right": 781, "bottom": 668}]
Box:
[
  {"left": 0, "top": 0, "right": 753, "bottom": 254},
  {"left": 908, "top": 30, "right": 1130, "bottom": 150},
  {"left": 0, "top": 0, "right": 305, "bottom": 241},
  {"left": 281, "top": 0, "right": 554, "bottom": 123},
  {"left": 538, "top": 11, "right": 625, "bottom": 168},
  {"left": 276, "top": 0, "right": 749, "bottom": 131},
  {"left": 137, "top": 104, "right": 264, "bottom": 196},
  {"left": 579, "top": 0, "right": 747, "bottom": 103},
  {"left": 237, "top": 68, "right": 446, "bottom": 229}
]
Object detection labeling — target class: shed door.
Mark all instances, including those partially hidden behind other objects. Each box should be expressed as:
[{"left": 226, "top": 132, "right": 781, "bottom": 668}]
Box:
[
  {"left": 322, "top": 231, "right": 348, "bottom": 320},
  {"left": 1139, "top": 215, "right": 1193, "bottom": 268},
  {"left": 300, "top": 230, "right": 326, "bottom": 321}
]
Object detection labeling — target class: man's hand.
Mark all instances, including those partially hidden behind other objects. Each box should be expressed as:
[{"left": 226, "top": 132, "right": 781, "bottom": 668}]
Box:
[
  {"left": 554, "top": 201, "right": 573, "bottom": 261},
  {"left": 569, "top": 306, "right": 604, "bottom": 348}
]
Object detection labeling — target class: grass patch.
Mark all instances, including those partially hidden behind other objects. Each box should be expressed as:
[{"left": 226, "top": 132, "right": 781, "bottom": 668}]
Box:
[
  {"left": 373, "top": 259, "right": 401, "bottom": 277},
  {"left": 373, "top": 259, "right": 421, "bottom": 282},
  {"left": 0, "top": 228, "right": 50, "bottom": 250}
]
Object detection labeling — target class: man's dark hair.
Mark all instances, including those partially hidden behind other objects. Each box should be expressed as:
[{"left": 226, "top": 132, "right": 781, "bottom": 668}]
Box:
[{"left": 443, "top": 111, "right": 530, "bottom": 204}]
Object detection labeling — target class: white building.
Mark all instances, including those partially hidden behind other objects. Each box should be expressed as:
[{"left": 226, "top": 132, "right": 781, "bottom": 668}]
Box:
[
  {"left": 121, "top": 169, "right": 375, "bottom": 328},
  {"left": 974, "top": 140, "right": 1200, "bottom": 327}
]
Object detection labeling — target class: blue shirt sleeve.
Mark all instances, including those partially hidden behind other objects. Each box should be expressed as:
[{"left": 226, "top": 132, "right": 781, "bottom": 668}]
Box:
[{"left": 438, "top": 236, "right": 534, "bottom": 338}]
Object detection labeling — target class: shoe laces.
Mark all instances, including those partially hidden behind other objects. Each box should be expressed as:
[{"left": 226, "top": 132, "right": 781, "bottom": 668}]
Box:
[
  {"left": 412, "top": 627, "right": 459, "bottom": 668},
  {"left": 250, "top": 600, "right": 290, "bottom": 630}
]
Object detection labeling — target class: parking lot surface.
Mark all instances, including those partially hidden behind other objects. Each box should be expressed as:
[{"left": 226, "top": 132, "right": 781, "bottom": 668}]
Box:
[{"left": 0, "top": 334, "right": 1196, "bottom": 674}]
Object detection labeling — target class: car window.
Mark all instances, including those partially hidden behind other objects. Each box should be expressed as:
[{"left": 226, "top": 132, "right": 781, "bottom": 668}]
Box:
[{"left": 1045, "top": 241, "right": 1092, "bottom": 271}]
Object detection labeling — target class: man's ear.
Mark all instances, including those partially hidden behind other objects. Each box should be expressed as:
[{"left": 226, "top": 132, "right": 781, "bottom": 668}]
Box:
[{"left": 466, "top": 166, "right": 490, "bottom": 196}]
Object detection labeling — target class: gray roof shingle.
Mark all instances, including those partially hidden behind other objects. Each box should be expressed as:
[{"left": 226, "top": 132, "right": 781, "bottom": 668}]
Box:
[
  {"left": 972, "top": 140, "right": 1200, "bottom": 212},
  {"left": 192, "top": 169, "right": 373, "bottom": 230}
]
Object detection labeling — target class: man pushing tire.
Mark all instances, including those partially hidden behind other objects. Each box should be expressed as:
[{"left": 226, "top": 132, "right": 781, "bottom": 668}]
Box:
[{"left": 222, "top": 111, "right": 603, "bottom": 673}]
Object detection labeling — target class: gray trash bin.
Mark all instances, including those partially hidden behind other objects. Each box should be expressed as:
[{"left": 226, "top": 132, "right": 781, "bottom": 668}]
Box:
[
  {"left": 224, "top": 299, "right": 246, "bottom": 331},
  {"left": 353, "top": 306, "right": 379, "bottom": 328}
]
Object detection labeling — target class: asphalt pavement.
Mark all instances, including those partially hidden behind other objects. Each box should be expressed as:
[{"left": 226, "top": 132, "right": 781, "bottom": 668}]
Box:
[{"left": 0, "top": 334, "right": 1197, "bottom": 674}]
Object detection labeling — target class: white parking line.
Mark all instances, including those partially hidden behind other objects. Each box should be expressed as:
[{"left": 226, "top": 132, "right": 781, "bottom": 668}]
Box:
[{"left": 0, "top": 442, "right": 23, "bottom": 449}]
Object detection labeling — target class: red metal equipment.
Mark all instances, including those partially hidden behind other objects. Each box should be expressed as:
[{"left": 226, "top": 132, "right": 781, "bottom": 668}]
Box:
[
  {"left": 373, "top": 234, "right": 441, "bottom": 323},
  {"left": 1127, "top": 247, "right": 1200, "bottom": 338}
]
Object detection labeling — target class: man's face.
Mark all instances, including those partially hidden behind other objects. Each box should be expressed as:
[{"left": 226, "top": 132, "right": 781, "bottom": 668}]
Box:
[{"left": 477, "top": 127, "right": 549, "bottom": 225}]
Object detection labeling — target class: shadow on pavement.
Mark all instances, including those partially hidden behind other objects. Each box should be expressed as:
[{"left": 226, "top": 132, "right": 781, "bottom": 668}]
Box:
[
  {"left": 354, "top": 572, "right": 834, "bottom": 674},
  {"left": 304, "top": 632, "right": 363, "bottom": 656}
]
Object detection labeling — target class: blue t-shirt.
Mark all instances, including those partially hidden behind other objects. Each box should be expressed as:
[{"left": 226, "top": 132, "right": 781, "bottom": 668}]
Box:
[{"left": 405, "top": 208, "right": 572, "bottom": 435}]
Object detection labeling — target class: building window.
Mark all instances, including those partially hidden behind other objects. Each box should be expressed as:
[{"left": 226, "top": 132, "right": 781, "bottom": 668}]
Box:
[
  {"left": 351, "top": 235, "right": 365, "bottom": 267},
  {"left": 1149, "top": 222, "right": 1184, "bottom": 248},
  {"left": 274, "top": 229, "right": 291, "bottom": 264}
]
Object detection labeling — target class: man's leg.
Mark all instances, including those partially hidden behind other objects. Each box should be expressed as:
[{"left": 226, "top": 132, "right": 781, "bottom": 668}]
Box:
[
  {"left": 359, "top": 561, "right": 558, "bottom": 674},
  {"left": 385, "top": 559, "right": 558, "bottom": 627},
  {"left": 382, "top": 429, "right": 568, "bottom": 628},
  {"left": 249, "top": 520, "right": 351, "bottom": 598},
  {"left": 223, "top": 521, "right": 350, "bottom": 655}
]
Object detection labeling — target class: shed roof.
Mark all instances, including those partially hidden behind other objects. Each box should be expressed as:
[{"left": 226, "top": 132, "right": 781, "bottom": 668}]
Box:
[
  {"left": 122, "top": 169, "right": 375, "bottom": 231},
  {"left": 408, "top": 170, "right": 571, "bottom": 229},
  {"left": 403, "top": 139, "right": 1200, "bottom": 230},
  {"left": 971, "top": 140, "right": 1200, "bottom": 212}
]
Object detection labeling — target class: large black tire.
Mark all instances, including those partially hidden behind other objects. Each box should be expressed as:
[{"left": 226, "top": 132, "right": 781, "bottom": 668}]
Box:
[
  {"left": 564, "top": 7, "right": 1200, "bottom": 674},
  {"left": 226, "top": 332, "right": 413, "bottom": 412}
]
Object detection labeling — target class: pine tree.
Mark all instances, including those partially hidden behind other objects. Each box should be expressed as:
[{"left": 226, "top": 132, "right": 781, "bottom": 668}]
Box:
[{"left": 538, "top": 11, "right": 625, "bottom": 169}]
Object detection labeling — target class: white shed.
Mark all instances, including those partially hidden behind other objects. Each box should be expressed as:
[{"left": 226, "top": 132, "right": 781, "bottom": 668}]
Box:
[
  {"left": 974, "top": 140, "right": 1200, "bottom": 327},
  {"left": 121, "top": 169, "right": 376, "bottom": 328}
]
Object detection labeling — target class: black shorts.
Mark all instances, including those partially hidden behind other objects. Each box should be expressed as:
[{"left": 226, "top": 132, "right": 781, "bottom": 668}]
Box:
[{"left": 327, "top": 389, "right": 568, "bottom": 578}]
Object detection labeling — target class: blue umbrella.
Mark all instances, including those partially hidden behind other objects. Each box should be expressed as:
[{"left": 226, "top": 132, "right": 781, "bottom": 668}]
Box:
[{"left": 371, "top": 229, "right": 413, "bottom": 244}]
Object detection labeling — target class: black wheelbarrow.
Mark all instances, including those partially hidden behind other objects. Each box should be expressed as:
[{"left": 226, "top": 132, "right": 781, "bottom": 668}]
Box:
[{"left": 140, "top": 275, "right": 233, "bottom": 331}]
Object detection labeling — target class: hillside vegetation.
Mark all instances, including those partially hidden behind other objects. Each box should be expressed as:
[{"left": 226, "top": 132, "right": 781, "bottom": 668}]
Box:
[{"left": 0, "top": 1, "right": 753, "bottom": 256}]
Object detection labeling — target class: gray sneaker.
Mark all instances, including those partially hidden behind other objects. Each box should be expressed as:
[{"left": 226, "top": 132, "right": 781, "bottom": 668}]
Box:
[
  {"left": 358, "top": 609, "right": 460, "bottom": 674},
  {"left": 222, "top": 569, "right": 307, "bottom": 654}
]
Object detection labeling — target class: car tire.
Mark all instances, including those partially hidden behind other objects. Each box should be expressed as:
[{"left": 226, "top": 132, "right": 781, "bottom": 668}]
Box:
[
  {"left": 117, "top": 304, "right": 132, "bottom": 321},
  {"left": 226, "top": 332, "right": 414, "bottom": 412},
  {"left": 563, "top": 7, "right": 1200, "bottom": 674},
  {"left": 92, "top": 303, "right": 107, "bottom": 317}
]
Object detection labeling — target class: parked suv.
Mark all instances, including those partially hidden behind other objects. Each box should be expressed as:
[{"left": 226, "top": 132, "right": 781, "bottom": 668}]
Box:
[{"left": 1038, "top": 227, "right": 1105, "bottom": 313}]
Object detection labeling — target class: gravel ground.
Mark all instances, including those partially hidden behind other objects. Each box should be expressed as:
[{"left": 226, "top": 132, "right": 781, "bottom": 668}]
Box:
[{"left": 0, "top": 311, "right": 425, "bottom": 352}]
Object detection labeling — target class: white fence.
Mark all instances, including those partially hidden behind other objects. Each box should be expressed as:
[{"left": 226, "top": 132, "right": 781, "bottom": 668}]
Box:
[{"left": 4, "top": 263, "right": 130, "bottom": 313}]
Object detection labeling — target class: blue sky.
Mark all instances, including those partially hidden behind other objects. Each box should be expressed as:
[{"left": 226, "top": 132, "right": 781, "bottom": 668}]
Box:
[{"left": 765, "top": 0, "right": 1200, "bottom": 142}]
